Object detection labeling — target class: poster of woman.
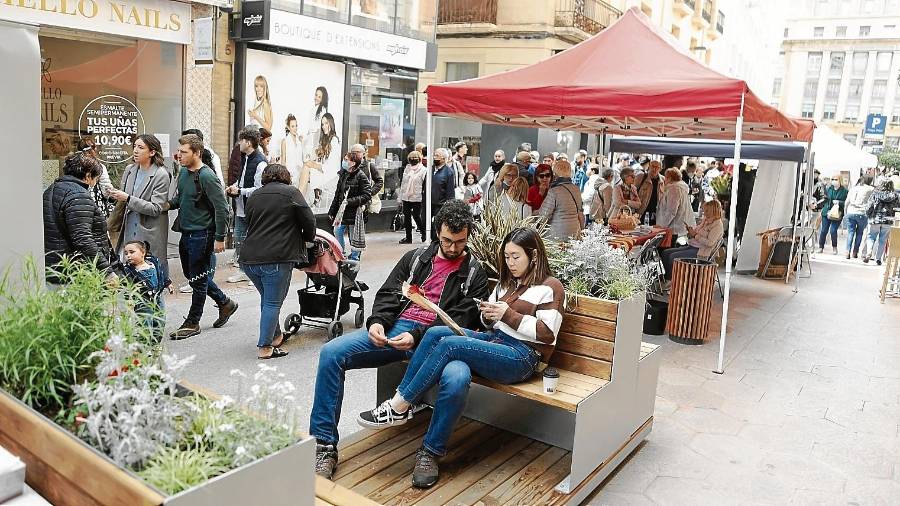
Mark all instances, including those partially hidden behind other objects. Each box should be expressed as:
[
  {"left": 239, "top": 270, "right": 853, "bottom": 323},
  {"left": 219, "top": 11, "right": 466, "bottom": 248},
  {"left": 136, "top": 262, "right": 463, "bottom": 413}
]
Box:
[{"left": 246, "top": 50, "right": 345, "bottom": 212}]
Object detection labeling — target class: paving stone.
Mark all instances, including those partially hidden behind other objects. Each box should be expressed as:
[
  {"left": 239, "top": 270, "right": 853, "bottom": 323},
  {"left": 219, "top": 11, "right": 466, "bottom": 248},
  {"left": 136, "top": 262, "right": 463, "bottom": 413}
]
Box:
[
  {"left": 587, "top": 490, "right": 656, "bottom": 506},
  {"left": 633, "top": 443, "right": 717, "bottom": 480},
  {"left": 842, "top": 477, "right": 900, "bottom": 506},
  {"left": 788, "top": 488, "right": 846, "bottom": 505},
  {"left": 756, "top": 451, "right": 847, "bottom": 493},
  {"left": 810, "top": 432, "right": 898, "bottom": 480},
  {"left": 644, "top": 476, "right": 738, "bottom": 506},
  {"left": 688, "top": 433, "right": 767, "bottom": 467},
  {"left": 671, "top": 407, "right": 745, "bottom": 435}
]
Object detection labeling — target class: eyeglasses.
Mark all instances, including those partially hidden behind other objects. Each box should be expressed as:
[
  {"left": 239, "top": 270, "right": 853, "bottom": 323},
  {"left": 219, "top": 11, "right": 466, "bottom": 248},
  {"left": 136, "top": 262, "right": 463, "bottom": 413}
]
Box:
[
  {"left": 537, "top": 173, "right": 552, "bottom": 179},
  {"left": 439, "top": 237, "right": 467, "bottom": 249}
]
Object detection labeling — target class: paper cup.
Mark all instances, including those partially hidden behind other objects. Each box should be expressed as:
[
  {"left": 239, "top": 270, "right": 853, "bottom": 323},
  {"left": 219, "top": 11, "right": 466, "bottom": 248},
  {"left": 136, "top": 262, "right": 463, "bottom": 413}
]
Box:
[{"left": 543, "top": 367, "right": 560, "bottom": 394}]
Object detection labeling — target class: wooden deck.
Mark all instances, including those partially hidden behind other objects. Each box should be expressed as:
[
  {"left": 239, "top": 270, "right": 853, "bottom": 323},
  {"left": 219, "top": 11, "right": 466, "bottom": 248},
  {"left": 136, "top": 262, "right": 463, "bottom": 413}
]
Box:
[{"left": 332, "top": 413, "right": 578, "bottom": 506}]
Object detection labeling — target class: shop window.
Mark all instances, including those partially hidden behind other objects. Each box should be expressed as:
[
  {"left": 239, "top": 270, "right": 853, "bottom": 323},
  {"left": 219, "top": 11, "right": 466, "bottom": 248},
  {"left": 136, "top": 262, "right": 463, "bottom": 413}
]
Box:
[
  {"left": 351, "top": 0, "right": 397, "bottom": 34},
  {"left": 38, "top": 32, "right": 183, "bottom": 189},
  {"left": 347, "top": 66, "right": 418, "bottom": 204},
  {"left": 396, "top": 0, "right": 437, "bottom": 41},
  {"left": 301, "top": 0, "right": 351, "bottom": 24}
]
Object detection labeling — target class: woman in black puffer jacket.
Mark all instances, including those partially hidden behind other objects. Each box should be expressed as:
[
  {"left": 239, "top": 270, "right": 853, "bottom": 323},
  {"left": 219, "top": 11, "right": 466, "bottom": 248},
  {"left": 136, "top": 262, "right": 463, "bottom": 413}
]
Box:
[
  {"left": 328, "top": 151, "right": 372, "bottom": 261},
  {"left": 43, "top": 152, "right": 113, "bottom": 282},
  {"left": 863, "top": 179, "right": 899, "bottom": 265}
]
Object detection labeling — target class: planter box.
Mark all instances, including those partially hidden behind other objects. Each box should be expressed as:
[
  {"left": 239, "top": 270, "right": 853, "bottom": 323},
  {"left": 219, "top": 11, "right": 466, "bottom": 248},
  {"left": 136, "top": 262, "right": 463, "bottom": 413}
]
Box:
[
  {"left": 556, "top": 293, "right": 625, "bottom": 381},
  {"left": 0, "top": 389, "right": 316, "bottom": 506}
]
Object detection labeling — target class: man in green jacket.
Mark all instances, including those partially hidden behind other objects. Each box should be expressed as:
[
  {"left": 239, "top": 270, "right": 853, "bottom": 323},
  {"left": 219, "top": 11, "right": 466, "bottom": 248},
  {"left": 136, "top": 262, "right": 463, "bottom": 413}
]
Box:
[{"left": 164, "top": 134, "right": 238, "bottom": 339}]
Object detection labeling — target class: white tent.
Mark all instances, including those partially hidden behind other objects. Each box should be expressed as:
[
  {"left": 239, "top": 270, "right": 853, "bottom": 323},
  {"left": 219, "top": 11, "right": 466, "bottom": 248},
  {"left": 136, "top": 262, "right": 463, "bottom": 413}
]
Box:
[{"left": 811, "top": 125, "right": 878, "bottom": 182}]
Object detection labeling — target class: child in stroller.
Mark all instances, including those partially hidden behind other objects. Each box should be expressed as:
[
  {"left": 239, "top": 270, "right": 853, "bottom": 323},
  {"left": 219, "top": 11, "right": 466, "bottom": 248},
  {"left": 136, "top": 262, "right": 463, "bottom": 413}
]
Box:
[
  {"left": 283, "top": 229, "right": 367, "bottom": 341},
  {"left": 120, "top": 240, "right": 173, "bottom": 340}
]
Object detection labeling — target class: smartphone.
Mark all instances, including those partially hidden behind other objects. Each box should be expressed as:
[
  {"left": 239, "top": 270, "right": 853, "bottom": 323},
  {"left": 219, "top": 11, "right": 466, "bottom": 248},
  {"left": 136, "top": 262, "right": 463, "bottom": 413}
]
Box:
[{"left": 473, "top": 297, "right": 484, "bottom": 305}]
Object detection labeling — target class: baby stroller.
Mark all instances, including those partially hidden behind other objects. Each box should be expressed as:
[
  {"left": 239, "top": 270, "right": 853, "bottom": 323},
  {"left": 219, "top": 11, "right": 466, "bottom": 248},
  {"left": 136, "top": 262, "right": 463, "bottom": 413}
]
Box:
[{"left": 283, "top": 229, "right": 368, "bottom": 341}]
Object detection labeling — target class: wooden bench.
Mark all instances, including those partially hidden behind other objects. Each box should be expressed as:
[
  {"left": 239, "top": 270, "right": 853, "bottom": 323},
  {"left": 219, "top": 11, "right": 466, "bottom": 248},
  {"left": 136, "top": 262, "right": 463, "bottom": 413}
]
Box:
[{"left": 375, "top": 294, "right": 662, "bottom": 504}]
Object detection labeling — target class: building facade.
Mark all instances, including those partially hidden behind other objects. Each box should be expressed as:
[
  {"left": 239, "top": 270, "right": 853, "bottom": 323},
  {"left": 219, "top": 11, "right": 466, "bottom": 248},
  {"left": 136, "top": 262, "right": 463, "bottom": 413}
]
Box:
[{"left": 775, "top": 0, "right": 900, "bottom": 152}]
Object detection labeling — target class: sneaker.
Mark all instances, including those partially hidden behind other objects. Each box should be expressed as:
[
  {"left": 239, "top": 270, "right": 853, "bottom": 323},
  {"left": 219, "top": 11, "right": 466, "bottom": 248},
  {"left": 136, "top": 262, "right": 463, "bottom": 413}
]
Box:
[
  {"left": 832, "top": 247, "right": 838, "bottom": 254},
  {"left": 314, "top": 443, "right": 338, "bottom": 479},
  {"left": 877, "top": 260, "right": 882, "bottom": 266},
  {"left": 178, "top": 284, "right": 193, "bottom": 294},
  {"left": 816, "top": 247, "right": 824, "bottom": 254},
  {"left": 213, "top": 299, "right": 239, "bottom": 328},
  {"left": 170, "top": 321, "right": 200, "bottom": 340},
  {"left": 411, "top": 448, "right": 440, "bottom": 489},
  {"left": 399, "top": 238, "right": 412, "bottom": 244},
  {"left": 357, "top": 400, "right": 412, "bottom": 429},
  {"left": 227, "top": 272, "right": 249, "bottom": 283},
  {"left": 863, "top": 257, "right": 870, "bottom": 264}
]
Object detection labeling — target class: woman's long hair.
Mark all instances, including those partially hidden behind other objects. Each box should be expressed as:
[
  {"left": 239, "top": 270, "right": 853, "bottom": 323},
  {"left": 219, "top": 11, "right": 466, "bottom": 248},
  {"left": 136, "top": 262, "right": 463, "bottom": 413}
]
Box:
[
  {"left": 508, "top": 177, "right": 529, "bottom": 203},
  {"left": 495, "top": 163, "right": 519, "bottom": 192},
  {"left": 254, "top": 75, "right": 271, "bottom": 107},
  {"left": 133, "top": 134, "right": 165, "bottom": 167},
  {"left": 497, "top": 227, "right": 552, "bottom": 291},
  {"left": 314, "top": 86, "right": 329, "bottom": 121},
  {"left": 316, "top": 113, "right": 338, "bottom": 161}
]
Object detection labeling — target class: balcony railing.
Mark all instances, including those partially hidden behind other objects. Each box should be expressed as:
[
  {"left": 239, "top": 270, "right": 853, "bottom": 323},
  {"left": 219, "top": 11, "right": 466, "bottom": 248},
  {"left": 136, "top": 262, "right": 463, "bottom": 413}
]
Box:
[
  {"left": 438, "top": 0, "right": 498, "bottom": 24},
  {"left": 716, "top": 10, "right": 724, "bottom": 33},
  {"left": 555, "top": 0, "right": 623, "bottom": 36}
]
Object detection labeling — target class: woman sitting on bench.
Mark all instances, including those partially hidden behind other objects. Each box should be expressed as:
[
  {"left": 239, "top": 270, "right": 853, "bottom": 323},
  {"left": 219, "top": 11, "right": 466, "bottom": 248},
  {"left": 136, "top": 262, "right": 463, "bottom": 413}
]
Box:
[
  {"left": 356, "top": 227, "right": 564, "bottom": 484},
  {"left": 660, "top": 199, "right": 724, "bottom": 280}
]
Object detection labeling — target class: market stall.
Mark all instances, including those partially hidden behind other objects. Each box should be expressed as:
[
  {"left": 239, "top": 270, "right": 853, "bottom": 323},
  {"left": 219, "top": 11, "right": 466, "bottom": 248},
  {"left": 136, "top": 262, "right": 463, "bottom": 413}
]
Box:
[{"left": 424, "top": 7, "right": 814, "bottom": 375}]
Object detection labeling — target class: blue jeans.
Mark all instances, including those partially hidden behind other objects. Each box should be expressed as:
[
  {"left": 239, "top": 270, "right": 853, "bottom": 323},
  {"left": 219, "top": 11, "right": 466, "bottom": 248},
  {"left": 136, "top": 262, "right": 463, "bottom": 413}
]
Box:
[
  {"left": 179, "top": 229, "right": 228, "bottom": 324},
  {"left": 233, "top": 215, "right": 248, "bottom": 264},
  {"left": 309, "top": 320, "right": 471, "bottom": 456},
  {"left": 845, "top": 214, "right": 867, "bottom": 255},
  {"left": 333, "top": 223, "right": 361, "bottom": 261},
  {"left": 866, "top": 223, "right": 891, "bottom": 261},
  {"left": 242, "top": 262, "right": 294, "bottom": 347},
  {"left": 660, "top": 245, "right": 700, "bottom": 280},
  {"left": 397, "top": 326, "right": 539, "bottom": 422},
  {"left": 818, "top": 218, "right": 840, "bottom": 248}
]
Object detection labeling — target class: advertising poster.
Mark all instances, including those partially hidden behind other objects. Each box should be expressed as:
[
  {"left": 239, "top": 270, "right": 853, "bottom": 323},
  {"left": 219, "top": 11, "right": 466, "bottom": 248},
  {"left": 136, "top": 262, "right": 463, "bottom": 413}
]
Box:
[
  {"left": 379, "top": 97, "right": 404, "bottom": 150},
  {"left": 78, "top": 95, "right": 146, "bottom": 165},
  {"left": 246, "top": 49, "right": 345, "bottom": 212}
]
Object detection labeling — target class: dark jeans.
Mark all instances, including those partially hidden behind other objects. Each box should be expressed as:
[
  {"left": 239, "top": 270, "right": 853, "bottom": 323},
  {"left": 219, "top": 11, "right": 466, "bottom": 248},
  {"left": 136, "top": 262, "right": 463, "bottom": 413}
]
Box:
[
  {"left": 845, "top": 214, "right": 867, "bottom": 255},
  {"left": 402, "top": 200, "right": 425, "bottom": 242},
  {"left": 818, "top": 218, "right": 840, "bottom": 248},
  {"left": 179, "top": 229, "right": 227, "bottom": 324},
  {"left": 241, "top": 262, "right": 294, "bottom": 348},
  {"left": 309, "top": 319, "right": 472, "bottom": 456},
  {"left": 233, "top": 215, "right": 248, "bottom": 266},
  {"left": 661, "top": 245, "right": 700, "bottom": 279}
]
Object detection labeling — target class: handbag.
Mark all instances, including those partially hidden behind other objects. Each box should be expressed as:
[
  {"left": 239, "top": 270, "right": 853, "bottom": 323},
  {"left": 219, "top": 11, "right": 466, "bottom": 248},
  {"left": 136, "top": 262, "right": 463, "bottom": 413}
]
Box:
[
  {"left": 827, "top": 200, "right": 842, "bottom": 221},
  {"left": 609, "top": 206, "right": 639, "bottom": 231},
  {"left": 107, "top": 200, "right": 127, "bottom": 250},
  {"left": 364, "top": 163, "right": 383, "bottom": 214}
]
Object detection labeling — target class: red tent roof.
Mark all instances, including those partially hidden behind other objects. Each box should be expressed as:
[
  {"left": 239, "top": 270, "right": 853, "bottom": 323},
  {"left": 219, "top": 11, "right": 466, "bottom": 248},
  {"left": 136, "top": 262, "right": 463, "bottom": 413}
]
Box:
[{"left": 426, "top": 7, "right": 813, "bottom": 142}]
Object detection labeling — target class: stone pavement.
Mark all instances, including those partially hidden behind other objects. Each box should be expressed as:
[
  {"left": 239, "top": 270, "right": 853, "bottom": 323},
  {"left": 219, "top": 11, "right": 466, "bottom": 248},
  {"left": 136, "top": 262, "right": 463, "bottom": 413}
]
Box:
[{"left": 162, "top": 232, "right": 900, "bottom": 505}]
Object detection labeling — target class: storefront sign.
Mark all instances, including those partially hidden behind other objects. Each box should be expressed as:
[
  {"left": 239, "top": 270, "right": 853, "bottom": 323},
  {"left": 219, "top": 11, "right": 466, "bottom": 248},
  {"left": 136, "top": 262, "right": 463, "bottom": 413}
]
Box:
[
  {"left": 78, "top": 95, "right": 146, "bottom": 165},
  {"left": 263, "top": 9, "right": 427, "bottom": 69},
  {"left": 0, "top": 0, "right": 191, "bottom": 44},
  {"left": 193, "top": 17, "right": 214, "bottom": 65}
]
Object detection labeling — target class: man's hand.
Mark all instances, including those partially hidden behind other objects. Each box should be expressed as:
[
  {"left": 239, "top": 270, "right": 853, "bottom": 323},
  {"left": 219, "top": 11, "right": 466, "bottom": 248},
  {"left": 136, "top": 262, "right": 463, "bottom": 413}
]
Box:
[
  {"left": 368, "top": 323, "right": 388, "bottom": 347},
  {"left": 387, "top": 332, "right": 415, "bottom": 351},
  {"left": 214, "top": 240, "right": 225, "bottom": 253},
  {"left": 109, "top": 189, "right": 129, "bottom": 202}
]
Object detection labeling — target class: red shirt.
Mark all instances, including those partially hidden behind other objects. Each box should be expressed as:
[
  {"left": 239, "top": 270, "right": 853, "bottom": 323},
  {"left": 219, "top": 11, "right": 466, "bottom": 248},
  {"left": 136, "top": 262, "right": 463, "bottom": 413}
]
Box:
[
  {"left": 528, "top": 185, "right": 547, "bottom": 211},
  {"left": 399, "top": 254, "right": 465, "bottom": 326}
]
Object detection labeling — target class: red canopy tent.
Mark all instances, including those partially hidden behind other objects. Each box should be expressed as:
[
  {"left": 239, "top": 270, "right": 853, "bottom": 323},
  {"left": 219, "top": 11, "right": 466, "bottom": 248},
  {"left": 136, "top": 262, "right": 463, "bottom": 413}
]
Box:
[{"left": 423, "top": 7, "right": 814, "bottom": 373}]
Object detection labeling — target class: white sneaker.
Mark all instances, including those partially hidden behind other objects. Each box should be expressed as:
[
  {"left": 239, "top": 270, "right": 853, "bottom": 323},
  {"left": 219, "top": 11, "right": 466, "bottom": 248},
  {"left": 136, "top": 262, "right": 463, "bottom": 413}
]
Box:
[
  {"left": 178, "top": 285, "right": 193, "bottom": 294},
  {"left": 227, "top": 272, "right": 249, "bottom": 283}
]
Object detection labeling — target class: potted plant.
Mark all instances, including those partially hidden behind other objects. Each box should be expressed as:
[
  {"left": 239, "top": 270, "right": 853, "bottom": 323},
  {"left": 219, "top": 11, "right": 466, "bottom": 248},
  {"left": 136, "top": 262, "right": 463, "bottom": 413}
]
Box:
[
  {"left": 469, "top": 197, "right": 547, "bottom": 281},
  {"left": 0, "top": 259, "right": 315, "bottom": 505}
]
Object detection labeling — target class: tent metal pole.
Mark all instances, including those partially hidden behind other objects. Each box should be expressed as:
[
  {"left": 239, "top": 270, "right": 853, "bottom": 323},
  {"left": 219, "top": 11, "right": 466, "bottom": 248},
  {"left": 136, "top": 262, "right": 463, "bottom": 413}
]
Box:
[
  {"left": 425, "top": 113, "right": 435, "bottom": 238},
  {"left": 796, "top": 142, "right": 815, "bottom": 293},
  {"left": 787, "top": 160, "right": 803, "bottom": 285},
  {"left": 714, "top": 92, "right": 745, "bottom": 375}
]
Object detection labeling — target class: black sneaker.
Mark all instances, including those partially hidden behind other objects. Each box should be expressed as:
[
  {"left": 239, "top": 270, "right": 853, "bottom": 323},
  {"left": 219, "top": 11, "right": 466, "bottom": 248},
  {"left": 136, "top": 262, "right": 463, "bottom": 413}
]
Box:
[
  {"left": 170, "top": 321, "right": 200, "bottom": 340},
  {"left": 315, "top": 443, "right": 338, "bottom": 479},
  {"left": 357, "top": 400, "right": 412, "bottom": 429},
  {"left": 213, "top": 299, "right": 238, "bottom": 328},
  {"left": 399, "top": 238, "right": 412, "bottom": 244},
  {"left": 411, "top": 448, "right": 439, "bottom": 488}
]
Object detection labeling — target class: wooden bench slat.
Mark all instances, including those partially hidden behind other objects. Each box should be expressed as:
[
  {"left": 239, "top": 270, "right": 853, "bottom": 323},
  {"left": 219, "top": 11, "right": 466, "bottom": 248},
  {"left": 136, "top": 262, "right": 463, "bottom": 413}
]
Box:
[
  {"left": 557, "top": 368, "right": 608, "bottom": 387},
  {"left": 315, "top": 475, "right": 381, "bottom": 506},
  {"left": 566, "top": 296, "right": 618, "bottom": 322},
  {"left": 556, "top": 331, "right": 615, "bottom": 361},
  {"left": 559, "top": 313, "right": 617, "bottom": 342},
  {"left": 549, "top": 351, "right": 612, "bottom": 380},
  {"left": 472, "top": 375, "right": 583, "bottom": 412}
]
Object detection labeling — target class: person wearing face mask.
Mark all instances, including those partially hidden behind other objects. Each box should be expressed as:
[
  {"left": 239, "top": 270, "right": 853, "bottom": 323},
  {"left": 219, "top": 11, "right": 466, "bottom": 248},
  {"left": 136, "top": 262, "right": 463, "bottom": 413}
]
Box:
[
  {"left": 480, "top": 149, "right": 506, "bottom": 199},
  {"left": 817, "top": 176, "right": 849, "bottom": 254},
  {"left": 43, "top": 152, "right": 116, "bottom": 284},
  {"left": 330, "top": 150, "right": 373, "bottom": 261},
  {"left": 399, "top": 150, "right": 427, "bottom": 244},
  {"left": 423, "top": 148, "right": 457, "bottom": 240}
]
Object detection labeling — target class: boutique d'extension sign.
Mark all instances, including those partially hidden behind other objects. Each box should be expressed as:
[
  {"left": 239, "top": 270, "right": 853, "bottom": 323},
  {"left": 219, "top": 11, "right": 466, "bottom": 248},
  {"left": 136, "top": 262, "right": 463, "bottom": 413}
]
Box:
[
  {"left": 0, "top": 0, "right": 190, "bottom": 44},
  {"left": 78, "top": 95, "right": 146, "bottom": 165}
]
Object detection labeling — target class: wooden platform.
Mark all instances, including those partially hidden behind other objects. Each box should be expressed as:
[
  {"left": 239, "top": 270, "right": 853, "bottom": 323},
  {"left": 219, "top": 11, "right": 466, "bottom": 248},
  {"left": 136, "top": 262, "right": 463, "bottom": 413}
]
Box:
[{"left": 333, "top": 413, "right": 578, "bottom": 506}]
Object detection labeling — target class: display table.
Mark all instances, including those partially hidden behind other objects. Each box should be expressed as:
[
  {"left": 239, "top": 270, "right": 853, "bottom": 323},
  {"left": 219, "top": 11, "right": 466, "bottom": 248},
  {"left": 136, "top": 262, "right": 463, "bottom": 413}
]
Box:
[
  {"left": 666, "top": 258, "right": 717, "bottom": 344},
  {"left": 611, "top": 226, "right": 672, "bottom": 251}
]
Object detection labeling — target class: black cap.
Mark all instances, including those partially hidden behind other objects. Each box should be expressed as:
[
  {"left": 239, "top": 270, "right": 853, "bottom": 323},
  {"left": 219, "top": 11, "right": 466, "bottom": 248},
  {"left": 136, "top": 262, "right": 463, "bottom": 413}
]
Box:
[{"left": 543, "top": 367, "right": 560, "bottom": 378}]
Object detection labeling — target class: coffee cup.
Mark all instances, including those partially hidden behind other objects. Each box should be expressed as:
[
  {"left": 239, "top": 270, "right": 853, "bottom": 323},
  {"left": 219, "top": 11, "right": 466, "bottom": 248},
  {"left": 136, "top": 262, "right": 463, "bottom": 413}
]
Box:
[{"left": 543, "top": 367, "right": 560, "bottom": 394}]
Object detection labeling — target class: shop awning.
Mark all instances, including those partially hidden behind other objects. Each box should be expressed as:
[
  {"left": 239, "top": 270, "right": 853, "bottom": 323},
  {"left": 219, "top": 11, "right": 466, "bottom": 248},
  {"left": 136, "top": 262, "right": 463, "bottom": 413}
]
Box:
[
  {"left": 609, "top": 137, "right": 808, "bottom": 163},
  {"left": 426, "top": 8, "right": 814, "bottom": 142}
]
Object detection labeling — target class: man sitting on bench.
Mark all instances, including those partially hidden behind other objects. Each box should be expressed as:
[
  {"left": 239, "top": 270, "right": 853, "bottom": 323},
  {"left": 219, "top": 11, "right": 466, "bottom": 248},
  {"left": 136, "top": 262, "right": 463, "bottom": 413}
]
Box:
[
  {"left": 357, "top": 227, "right": 564, "bottom": 488},
  {"left": 310, "top": 199, "right": 489, "bottom": 484}
]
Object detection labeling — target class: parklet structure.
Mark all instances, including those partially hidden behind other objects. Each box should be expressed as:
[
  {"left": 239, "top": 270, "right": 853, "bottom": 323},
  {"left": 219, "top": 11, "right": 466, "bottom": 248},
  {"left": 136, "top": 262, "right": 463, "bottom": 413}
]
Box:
[{"left": 424, "top": 6, "right": 814, "bottom": 374}]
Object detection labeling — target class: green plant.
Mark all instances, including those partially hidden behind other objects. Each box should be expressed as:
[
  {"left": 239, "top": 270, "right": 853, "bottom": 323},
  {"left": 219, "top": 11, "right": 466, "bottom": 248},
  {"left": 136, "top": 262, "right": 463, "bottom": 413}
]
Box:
[
  {"left": 470, "top": 198, "right": 548, "bottom": 278},
  {"left": 0, "top": 257, "right": 154, "bottom": 415},
  {"left": 879, "top": 148, "right": 900, "bottom": 172},
  {"left": 138, "top": 446, "right": 230, "bottom": 495},
  {"left": 710, "top": 174, "right": 732, "bottom": 195}
]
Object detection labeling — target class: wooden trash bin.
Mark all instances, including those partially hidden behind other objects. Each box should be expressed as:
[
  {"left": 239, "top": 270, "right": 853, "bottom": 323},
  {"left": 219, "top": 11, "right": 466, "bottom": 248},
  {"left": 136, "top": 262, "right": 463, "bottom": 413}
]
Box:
[{"left": 666, "top": 258, "right": 717, "bottom": 344}]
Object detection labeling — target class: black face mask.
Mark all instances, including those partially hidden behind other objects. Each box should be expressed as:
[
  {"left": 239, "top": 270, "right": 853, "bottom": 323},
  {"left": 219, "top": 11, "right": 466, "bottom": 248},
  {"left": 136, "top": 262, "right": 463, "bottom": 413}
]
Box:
[
  {"left": 409, "top": 159, "right": 420, "bottom": 164},
  {"left": 433, "top": 160, "right": 443, "bottom": 168}
]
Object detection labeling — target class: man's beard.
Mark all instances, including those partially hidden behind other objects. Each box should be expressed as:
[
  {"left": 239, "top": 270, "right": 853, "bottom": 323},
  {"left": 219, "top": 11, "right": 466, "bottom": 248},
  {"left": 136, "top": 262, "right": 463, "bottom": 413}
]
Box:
[{"left": 441, "top": 245, "right": 464, "bottom": 260}]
